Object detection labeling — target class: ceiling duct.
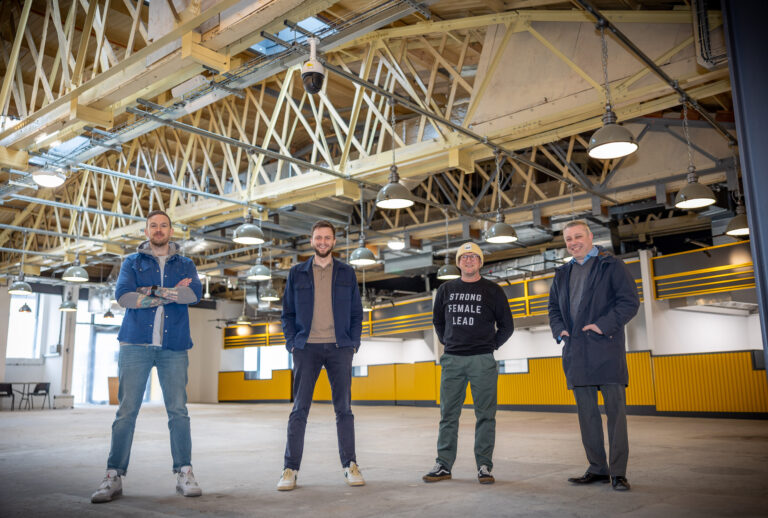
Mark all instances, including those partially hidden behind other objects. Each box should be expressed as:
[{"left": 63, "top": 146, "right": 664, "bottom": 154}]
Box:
[{"left": 668, "top": 290, "right": 758, "bottom": 316}]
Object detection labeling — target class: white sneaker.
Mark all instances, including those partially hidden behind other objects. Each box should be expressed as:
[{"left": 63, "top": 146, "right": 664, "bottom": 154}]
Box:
[
  {"left": 176, "top": 465, "right": 202, "bottom": 497},
  {"left": 91, "top": 469, "right": 122, "bottom": 503},
  {"left": 277, "top": 468, "right": 298, "bottom": 491},
  {"left": 343, "top": 461, "right": 365, "bottom": 486}
]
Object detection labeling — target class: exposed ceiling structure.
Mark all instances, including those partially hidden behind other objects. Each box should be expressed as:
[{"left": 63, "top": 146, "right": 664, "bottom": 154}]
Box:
[{"left": 0, "top": 0, "right": 743, "bottom": 302}]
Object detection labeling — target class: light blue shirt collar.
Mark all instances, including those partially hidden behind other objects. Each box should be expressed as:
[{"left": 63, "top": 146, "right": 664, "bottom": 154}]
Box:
[{"left": 571, "top": 245, "right": 599, "bottom": 265}]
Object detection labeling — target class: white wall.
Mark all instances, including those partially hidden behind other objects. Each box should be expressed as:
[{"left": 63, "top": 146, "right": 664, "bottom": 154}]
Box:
[
  {"left": 187, "top": 299, "right": 240, "bottom": 403},
  {"left": 354, "top": 335, "right": 435, "bottom": 366}
]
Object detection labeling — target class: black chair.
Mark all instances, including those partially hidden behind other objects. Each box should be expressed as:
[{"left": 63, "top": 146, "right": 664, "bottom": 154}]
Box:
[
  {"left": 29, "top": 383, "right": 52, "bottom": 409},
  {"left": 0, "top": 383, "right": 14, "bottom": 411}
]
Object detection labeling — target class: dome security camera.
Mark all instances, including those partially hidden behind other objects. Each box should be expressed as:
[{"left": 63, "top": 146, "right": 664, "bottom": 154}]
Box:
[{"left": 301, "top": 37, "right": 325, "bottom": 95}]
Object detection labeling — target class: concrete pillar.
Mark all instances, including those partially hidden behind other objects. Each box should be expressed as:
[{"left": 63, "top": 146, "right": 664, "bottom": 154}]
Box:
[
  {"left": 60, "top": 285, "right": 78, "bottom": 395},
  {"left": 0, "top": 287, "right": 9, "bottom": 381}
]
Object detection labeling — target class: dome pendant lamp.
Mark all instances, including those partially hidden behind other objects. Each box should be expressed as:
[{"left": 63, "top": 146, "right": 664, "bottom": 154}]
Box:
[
  {"left": 436, "top": 211, "right": 460, "bottom": 280},
  {"left": 485, "top": 150, "right": 518, "bottom": 244},
  {"left": 350, "top": 184, "right": 376, "bottom": 266},
  {"left": 674, "top": 101, "right": 715, "bottom": 210},
  {"left": 233, "top": 209, "right": 265, "bottom": 245},
  {"left": 376, "top": 99, "right": 414, "bottom": 210},
  {"left": 8, "top": 231, "right": 32, "bottom": 295},
  {"left": 587, "top": 23, "right": 638, "bottom": 160}
]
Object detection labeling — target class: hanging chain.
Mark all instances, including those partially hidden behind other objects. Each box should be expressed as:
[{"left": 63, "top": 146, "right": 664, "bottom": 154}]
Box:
[
  {"left": 600, "top": 25, "right": 613, "bottom": 109},
  {"left": 390, "top": 98, "right": 397, "bottom": 170},
  {"left": 444, "top": 209, "right": 450, "bottom": 249},
  {"left": 359, "top": 184, "right": 366, "bottom": 242},
  {"left": 682, "top": 101, "right": 695, "bottom": 171},
  {"left": 569, "top": 183, "right": 575, "bottom": 219},
  {"left": 495, "top": 149, "right": 503, "bottom": 215}
]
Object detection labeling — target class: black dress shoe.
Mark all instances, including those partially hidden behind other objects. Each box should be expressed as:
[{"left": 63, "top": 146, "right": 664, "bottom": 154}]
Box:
[
  {"left": 611, "top": 476, "right": 631, "bottom": 491},
  {"left": 567, "top": 472, "right": 610, "bottom": 484}
]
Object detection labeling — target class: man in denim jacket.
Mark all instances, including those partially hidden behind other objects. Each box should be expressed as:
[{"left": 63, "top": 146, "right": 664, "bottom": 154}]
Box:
[
  {"left": 277, "top": 220, "right": 364, "bottom": 491},
  {"left": 91, "top": 210, "right": 203, "bottom": 503}
]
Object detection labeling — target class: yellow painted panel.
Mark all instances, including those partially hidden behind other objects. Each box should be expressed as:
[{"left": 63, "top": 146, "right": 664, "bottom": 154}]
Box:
[
  {"left": 395, "top": 362, "right": 437, "bottom": 401},
  {"left": 498, "top": 357, "right": 574, "bottom": 405},
  {"left": 313, "top": 369, "right": 332, "bottom": 401},
  {"left": 654, "top": 352, "right": 768, "bottom": 412},
  {"left": 626, "top": 351, "right": 655, "bottom": 406},
  {"left": 352, "top": 364, "right": 396, "bottom": 401},
  {"left": 218, "top": 370, "right": 292, "bottom": 401}
]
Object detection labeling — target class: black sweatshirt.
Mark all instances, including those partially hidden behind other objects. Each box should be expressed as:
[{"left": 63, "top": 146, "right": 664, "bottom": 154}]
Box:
[{"left": 433, "top": 277, "right": 515, "bottom": 356}]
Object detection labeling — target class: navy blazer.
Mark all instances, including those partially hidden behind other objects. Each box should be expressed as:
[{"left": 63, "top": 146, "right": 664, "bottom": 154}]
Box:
[{"left": 281, "top": 257, "right": 363, "bottom": 352}]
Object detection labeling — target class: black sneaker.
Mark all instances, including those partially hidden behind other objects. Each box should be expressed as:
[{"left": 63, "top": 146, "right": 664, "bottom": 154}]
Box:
[
  {"left": 423, "top": 463, "right": 452, "bottom": 482},
  {"left": 477, "top": 465, "right": 495, "bottom": 484}
]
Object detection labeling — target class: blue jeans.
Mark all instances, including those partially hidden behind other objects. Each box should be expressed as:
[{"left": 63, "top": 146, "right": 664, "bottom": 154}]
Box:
[
  {"left": 284, "top": 343, "right": 356, "bottom": 470},
  {"left": 107, "top": 345, "right": 191, "bottom": 475}
]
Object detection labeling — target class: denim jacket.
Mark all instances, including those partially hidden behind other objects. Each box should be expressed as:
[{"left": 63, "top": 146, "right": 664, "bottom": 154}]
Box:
[
  {"left": 116, "top": 242, "right": 202, "bottom": 350},
  {"left": 281, "top": 257, "right": 363, "bottom": 352}
]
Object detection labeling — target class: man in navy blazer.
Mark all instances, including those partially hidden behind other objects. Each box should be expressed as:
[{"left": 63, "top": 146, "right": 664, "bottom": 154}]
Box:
[
  {"left": 277, "top": 220, "right": 364, "bottom": 491},
  {"left": 548, "top": 220, "right": 639, "bottom": 491}
]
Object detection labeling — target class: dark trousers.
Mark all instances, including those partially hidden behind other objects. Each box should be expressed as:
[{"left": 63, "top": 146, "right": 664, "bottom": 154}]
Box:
[
  {"left": 572, "top": 384, "right": 629, "bottom": 477},
  {"left": 284, "top": 343, "right": 356, "bottom": 470}
]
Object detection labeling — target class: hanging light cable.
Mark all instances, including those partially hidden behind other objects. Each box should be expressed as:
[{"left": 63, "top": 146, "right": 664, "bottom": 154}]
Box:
[
  {"left": 674, "top": 100, "right": 716, "bottom": 209},
  {"left": 485, "top": 149, "right": 518, "bottom": 244},
  {"left": 437, "top": 211, "right": 460, "bottom": 280},
  {"left": 376, "top": 98, "right": 414, "bottom": 209},
  {"left": 235, "top": 285, "right": 252, "bottom": 325},
  {"left": 8, "top": 231, "right": 32, "bottom": 295},
  {"left": 350, "top": 184, "right": 376, "bottom": 266},
  {"left": 62, "top": 211, "right": 89, "bottom": 282},
  {"left": 203, "top": 276, "right": 211, "bottom": 299},
  {"left": 587, "top": 23, "right": 638, "bottom": 160},
  {"left": 361, "top": 268, "right": 373, "bottom": 312}
]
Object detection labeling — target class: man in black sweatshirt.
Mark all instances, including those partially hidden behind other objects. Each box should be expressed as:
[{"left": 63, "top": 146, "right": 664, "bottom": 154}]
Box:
[{"left": 423, "top": 242, "right": 515, "bottom": 485}]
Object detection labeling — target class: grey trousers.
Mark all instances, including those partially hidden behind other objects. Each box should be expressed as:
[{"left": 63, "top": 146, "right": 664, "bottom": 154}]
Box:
[{"left": 572, "top": 384, "right": 628, "bottom": 477}]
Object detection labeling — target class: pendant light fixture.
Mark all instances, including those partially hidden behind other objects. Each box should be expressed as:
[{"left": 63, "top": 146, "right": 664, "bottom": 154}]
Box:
[
  {"left": 587, "top": 23, "right": 638, "bottom": 160},
  {"left": 19, "top": 302, "right": 32, "bottom": 313},
  {"left": 247, "top": 244, "right": 272, "bottom": 281},
  {"left": 485, "top": 150, "right": 518, "bottom": 244},
  {"left": 235, "top": 285, "right": 252, "bottom": 325},
  {"left": 350, "top": 184, "right": 376, "bottom": 266},
  {"left": 59, "top": 293, "right": 77, "bottom": 312},
  {"left": 203, "top": 276, "right": 211, "bottom": 299},
  {"left": 376, "top": 99, "right": 414, "bottom": 209},
  {"left": 233, "top": 209, "right": 265, "bottom": 245},
  {"left": 674, "top": 101, "right": 716, "bottom": 209},
  {"left": 103, "top": 309, "right": 115, "bottom": 319},
  {"left": 387, "top": 236, "right": 405, "bottom": 250},
  {"left": 62, "top": 212, "right": 89, "bottom": 282},
  {"left": 725, "top": 149, "right": 749, "bottom": 237},
  {"left": 726, "top": 201, "right": 749, "bottom": 237},
  {"left": 32, "top": 166, "right": 66, "bottom": 188},
  {"left": 436, "top": 211, "right": 460, "bottom": 280},
  {"left": 8, "top": 231, "right": 32, "bottom": 295},
  {"left": 261, "top": 286, "right": 280, "bottom": 302}
]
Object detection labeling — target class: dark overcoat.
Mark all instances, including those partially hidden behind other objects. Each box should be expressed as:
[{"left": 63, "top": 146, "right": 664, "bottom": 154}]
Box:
[{"left": 548, "top": 247, "right": 640, "bottom": 388}]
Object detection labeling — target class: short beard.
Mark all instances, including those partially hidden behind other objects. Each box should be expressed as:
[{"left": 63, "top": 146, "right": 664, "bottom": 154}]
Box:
[
  {"left": 150, "top": 235, "right": 170, "bottom": 247},
  {"left": 313, "top": 247, "right": 333, "bottom": 258}
]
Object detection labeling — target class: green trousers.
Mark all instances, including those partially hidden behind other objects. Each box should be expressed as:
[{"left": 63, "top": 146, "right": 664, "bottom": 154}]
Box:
[{"left": 436, "top": 352, "right": 498, "bottom": 470}]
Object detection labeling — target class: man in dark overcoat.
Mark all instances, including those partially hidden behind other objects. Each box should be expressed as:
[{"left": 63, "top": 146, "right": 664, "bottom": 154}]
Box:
[{"left": 548, "top": 220, "right": 640, "bottom": 491}]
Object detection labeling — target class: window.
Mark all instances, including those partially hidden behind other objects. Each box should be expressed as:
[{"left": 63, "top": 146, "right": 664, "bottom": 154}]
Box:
[
  {"left": 6, "top": 293, "right": 43, "bottom": 359},
  {"left": 498, "top": 358, "right": 529, "bottom": 374}
]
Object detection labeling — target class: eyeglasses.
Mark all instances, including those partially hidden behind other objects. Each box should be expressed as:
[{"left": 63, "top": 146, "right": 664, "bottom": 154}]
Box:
[{"left": 460, "top": 253, "right": 480, "bottom": 261}]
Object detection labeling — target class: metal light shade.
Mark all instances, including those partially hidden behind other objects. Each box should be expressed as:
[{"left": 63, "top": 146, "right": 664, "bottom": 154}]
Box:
[
  {"left": 235, "top": 313, "right": 252, "bottom": 325},
  {"left": 103, "top": 309, "right": 115, "bottom": 318},
  {"left": 232, "top": 221, "right": 265, "bottom": 245},
  {"left": 674, "top": 173, "right": 716, "bottom": 209},
  {"left": 32, "top": 168, "right": 66, "bottom": 188},
  {"left": 362, "top": 297, "right": 373, "bottom": 312},
  {"left": 376, "top": 181, "right": 414, "bottom": 209},
  {"left": 19, "top": 302, "right": 32, "bottom": 313},
  {"left": 725, "top": 206, "right": 749, "bottom": 236},
  {"left": 59, "top": 300, "right": 77, "bottom": 312},
  {"left": 486, "top": 215, "right": 518, "bottom": 244},
  {"left": 8, "top": 278, "right": 32, "bottom": 295},
  {"left": 349, "top": 245, "right": 376, "bottom": 266},
  {"left": 587, "top": 110, "right": 638, "bottom": 160},
  {"left": 261, "top": 286, "right": 280, "bottom": 301},
  {"left": 437, "top": 260, "right": 460, "bottom": 280},
  {"left": 62, "top": 264, "right": 89, "bottom": 282},
  {"left": 387, "top": 237, "right": 405, "bottom": 250},
  {"left": 247, "top": 263, "right": 271, "bottom": 281}
]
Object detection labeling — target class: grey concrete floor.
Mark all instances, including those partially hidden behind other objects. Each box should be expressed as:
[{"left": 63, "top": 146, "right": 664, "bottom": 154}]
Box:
[{"left": 1, "top": 403, "right": 767, "bottom": 517}]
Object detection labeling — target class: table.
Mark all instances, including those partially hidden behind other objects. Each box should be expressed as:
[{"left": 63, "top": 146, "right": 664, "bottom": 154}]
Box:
[{"left": 11, "top": 382, "right": 44, "bottom": 410}]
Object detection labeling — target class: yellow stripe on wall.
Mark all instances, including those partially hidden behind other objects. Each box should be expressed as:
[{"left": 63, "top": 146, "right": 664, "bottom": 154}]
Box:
[
  {"left": 395, "top": 362, "right": 437, "bottom": 402},
  {"left": 218, "top": 370, "right": 292, "bottom": 401},
  {"left": 653, "top": 352, "right": 768, "bottom": 413}
]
